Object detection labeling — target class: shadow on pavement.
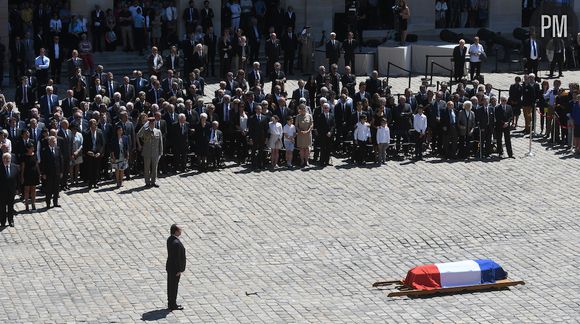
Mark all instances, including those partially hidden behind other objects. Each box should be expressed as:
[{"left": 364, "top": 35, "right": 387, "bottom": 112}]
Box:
[{"left": 141, "top": 308, "right": 171, "bottom": 321}]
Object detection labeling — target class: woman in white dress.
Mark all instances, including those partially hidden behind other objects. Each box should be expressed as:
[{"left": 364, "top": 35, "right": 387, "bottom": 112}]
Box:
[
  {"left": 268, "top": 115, "right": 283, "bottom": 168},
  {"left": 283, "top": 116, "right": 296, "bottom": 168}
]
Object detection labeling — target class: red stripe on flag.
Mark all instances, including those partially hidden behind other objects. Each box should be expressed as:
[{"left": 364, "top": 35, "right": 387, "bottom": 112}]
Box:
[{"left": 403, "top": 264, "right": 441, "bottom": 290}]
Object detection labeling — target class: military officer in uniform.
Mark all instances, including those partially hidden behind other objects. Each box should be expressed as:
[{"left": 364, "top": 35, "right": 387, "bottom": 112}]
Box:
[{"left": 137, "top": 117, "right": 163, "bottom": 187}]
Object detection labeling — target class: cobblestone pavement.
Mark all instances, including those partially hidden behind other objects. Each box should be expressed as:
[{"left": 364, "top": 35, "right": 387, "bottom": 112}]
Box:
[{"left": 1, "top": 72, "right": 579, "bottom": 323}]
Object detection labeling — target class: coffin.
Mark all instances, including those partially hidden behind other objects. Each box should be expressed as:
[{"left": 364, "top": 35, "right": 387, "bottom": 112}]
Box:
[{"left": 403, "top": 259, "right": 508, "bottom": 290}]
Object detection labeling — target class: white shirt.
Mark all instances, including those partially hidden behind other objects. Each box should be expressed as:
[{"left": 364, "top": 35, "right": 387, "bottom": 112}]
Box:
[
  {"left": 1, "top": 139, "right": 12, "bottom": 153},
  {"left": 376, "top": 126, "right": 390, "bottom": 144},
  {"left": 230, "top": 4, "right": 241, "bottom": 17},
  {"left": 529, "top": 39, "right": 538, "bottom": 60},
  {"left": 413, "top": 113, "right": 427, "bottom": 133},
  {"left": 353, "top": 122, "right": 370, "bottom": 141},
  {"left": 165, "top": 6, "right": 176, "bottom": 21},
  {"left": 269, "top": 122, "right": 283, "bottom": 140},
  {"left": 283, "top": 124, "right": 296, "bottom": 139},
  {"left": 54, "top": 43, "right": 60, "bottom": 59},
  {"left": 35, "top": 55, "right": 50, "bottom": 69},
  {"left": 468, "top": 43, "right": 484, "bottom": 62},
  {"left": 544, "top": 87, "right": 559, "bottom": 106},
  {"left": 50, "top": 19, "right": 62, "bottom": 32},
  {"left": 239, "top": 114, "right": 248, "bottom": 131}
]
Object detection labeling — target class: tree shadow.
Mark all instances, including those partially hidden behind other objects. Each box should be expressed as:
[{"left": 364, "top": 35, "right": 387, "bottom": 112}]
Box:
[{"left": 141, "top": 308, "right": 171, "bottom": 321}]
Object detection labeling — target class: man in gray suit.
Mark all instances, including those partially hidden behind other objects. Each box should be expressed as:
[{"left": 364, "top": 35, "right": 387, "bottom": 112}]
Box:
[
  {"left": 457, "top": 100, "right": 476, "bottom": 158},
  {"left": 138, "top": 117, "right": 163, "bottom": 187}
]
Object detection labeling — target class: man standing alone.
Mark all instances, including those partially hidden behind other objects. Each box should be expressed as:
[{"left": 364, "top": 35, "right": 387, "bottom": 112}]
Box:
[
  {"left": 166, "top": 224, "right": 186, "bottom": 311},
  {"left": 138, "top": 117, "right": 163, "bottom": 187},
  {"left": 0, "top": 153, "right": 19, "bottom": 227}
]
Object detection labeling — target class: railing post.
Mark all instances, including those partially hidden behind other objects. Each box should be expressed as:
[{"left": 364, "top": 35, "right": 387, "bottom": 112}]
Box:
[
  {"left": 425, "top": 55, "right": 429, "bottom": 80},
  {"left": 386, "top": 63, "right": 390, "bottom": 87}
]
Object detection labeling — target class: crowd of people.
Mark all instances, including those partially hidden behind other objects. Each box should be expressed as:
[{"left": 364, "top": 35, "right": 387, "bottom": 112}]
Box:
[{"left": 1, "top": 1, "right": 580, "bottom": 230}]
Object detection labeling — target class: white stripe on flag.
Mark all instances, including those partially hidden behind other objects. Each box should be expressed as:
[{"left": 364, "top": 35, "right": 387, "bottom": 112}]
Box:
[{"left": 435, "top": 260, "right": 481, "bottom": 288}]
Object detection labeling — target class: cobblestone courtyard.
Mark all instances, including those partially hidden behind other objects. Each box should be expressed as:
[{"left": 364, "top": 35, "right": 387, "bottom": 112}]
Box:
[{"left": 1, "top": 72, "right": 579, "bottom": 323}]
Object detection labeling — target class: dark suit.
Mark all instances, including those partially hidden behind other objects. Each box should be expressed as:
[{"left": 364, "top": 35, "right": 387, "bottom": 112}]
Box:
[
  {"left": 119, "top": 83, "right": 136, "bottom": 102},
  {"left": 83, "top": 129, "right": 105, "bottom": 187},
  {"left": 91, "top": 9, "right": 106, "bottom": 52},
  {"left": 15, "top": 84, "right": 36, "bottom": 114},
  {"left": 343, "top": 38, "right": 358, "bottom": 71},
  {"left": 494, "top": 104, "right": 514, "bottom": 157},
  {"left": 200, "top": 7, "right": 214, "bottom": 30},
  {"left": 452, "top": 45, "right": 467, "bottom": 81},
  {"left": 326, "top": 40, "right": 341, "bottom": 66},
  {"left": 334, "top": 100, "right": 352, "bottom": 142},
  {"left": 341, "top": 73, "right": 356, "bottom": 96},
  {"left": 281, "top": 32, "right": 298, "bottom": 74},
  {"left": 219, "top": 38, "right": 232, "bottom": 78},
  {"left": 248, "top": 25, "right": 261, "bottom": 62},
  {"left": 40, "top": 146, "right": 63, "bottom": 207},
  {"left": 265, "top": 39, "right": 281, "bottom": 75},
  {"left": 39, "top": 94, "right": 59, "bottom": 122},
  {"left": 48, "top": 42, "right": 63, "bottom": 83},
  {"left": 171, "top": 122, "right": 190, "bottom": 171},
  {"left": 166, "top": 235, "right": 186, "bottom": 309},
  {"left": 61, "top": 97, "right": 79, "bottom": 118},
  {"left": 475, "top": 105, "right": 495, "bottom": 156},
  {"left": 66, "top": 57, "right": 84, "bottom": 78},
  {"left": 247, "top": 69, "right": 264, "bottom": 89},
  {"left": 192, "top": 51, "right": 206, "bottom": 73},
  {"left": 353, "top": 91, "right": 371, "bottom": 106},
  {"left": 132, "top": 77, "right": 149, "bottom": 94},
  {"left": 147, "top": 87, "right": 164, "bottom": 105},
  {"left": 166, "top": 54, "right": 181, "bottom": 75},
  {"left": 284, "top": 11, "right": 296, "bottom": 29},
  {"left": 203, "top": 33, "right": 217, "bottom": 77},
  {"left": 0, "top": 163, "right": 19, "bottom": 226},
  {"left": 315, "top": 112, "right": 336, "bottom": 165},
  {"left": 441, "top": 108, "right": 459, "bottom": 158},
  {"left": 57, "top": 129, "right": 73, "bottom": 188},
  {"left": 248, "top": 114, "right": 269, "bottom": 168}
]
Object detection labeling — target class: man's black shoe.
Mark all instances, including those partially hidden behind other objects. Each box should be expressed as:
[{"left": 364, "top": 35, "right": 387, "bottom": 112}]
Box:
[{"left": 168, "top": 305, "right": 184, "bottom": 311}]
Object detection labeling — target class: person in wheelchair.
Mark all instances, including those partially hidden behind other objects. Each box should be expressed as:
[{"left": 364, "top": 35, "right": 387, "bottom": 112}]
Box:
[{"left": 208, "top": 121, "right": 224, "bottom": 168}]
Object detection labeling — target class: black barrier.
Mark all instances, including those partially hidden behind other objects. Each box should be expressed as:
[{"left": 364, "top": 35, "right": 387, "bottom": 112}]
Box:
[
  {"left": 386, "top": 62, "right": 412, "bottom": 89},
  {"left": 430, "top": 61, "right": 454, "bottom": 88},
  {"left": 424, "top": 55, "right": 453, "bottom": 80}
]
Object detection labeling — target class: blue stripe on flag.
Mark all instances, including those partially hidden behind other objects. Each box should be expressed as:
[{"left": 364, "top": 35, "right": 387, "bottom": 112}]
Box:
[{"left": 474, "top": 259, "right": 508, "bottom": 284}]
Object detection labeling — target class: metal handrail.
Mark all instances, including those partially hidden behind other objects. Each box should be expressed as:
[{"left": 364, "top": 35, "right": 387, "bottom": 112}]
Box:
[
  {"left": 424, "top": 55, "right": 453, "bottom": 79},
  {"left": 386, "top": 62, "right": 412, "bottom": 89},
  {"left": 491, "top": 87, "right": 509, "bottom": 99},
  {"left": 430, "top": 61, "right": 453, "bottom": 88}
]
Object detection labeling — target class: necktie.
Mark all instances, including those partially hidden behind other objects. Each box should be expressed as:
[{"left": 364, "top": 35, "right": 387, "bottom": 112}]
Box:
[
  {"left": 51, "top": 148, "right": 55, "bottom": 155},
  {"left": 326, "top": 112, "right": 329, "bottom": 120},
  {"left": 189, "top": 8, "right": 193, "bottom": 21},
  {"left": 48, "top": 96, "right": 52, "bottom": 108},
  {"left": 92, "top": 132, "right": 96, "bottom": 151},
  {"left": 23, "top": 86, "right": 28, "bottom": 103},
  {"left": 532, "top": 41, "right": 537, "bottom": 57},
  {"left": 224, "top": 104, "right": 229, "bottom": 121},
  {"left": 182, "top": 124, "right": 186, "bottom": 135},
  {"left": 5, "top": 166, "right": 9, "bottom": 177}
]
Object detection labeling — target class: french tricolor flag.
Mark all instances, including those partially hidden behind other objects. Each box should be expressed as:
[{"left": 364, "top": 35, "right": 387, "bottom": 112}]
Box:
[{"left": 403, "top": 259, "right": 508, "bottom": 290}]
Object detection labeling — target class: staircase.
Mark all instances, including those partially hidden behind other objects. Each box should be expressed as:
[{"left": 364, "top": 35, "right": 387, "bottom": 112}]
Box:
[{"left": 85, "top": 50, "right": 150, "bottom": 78}]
